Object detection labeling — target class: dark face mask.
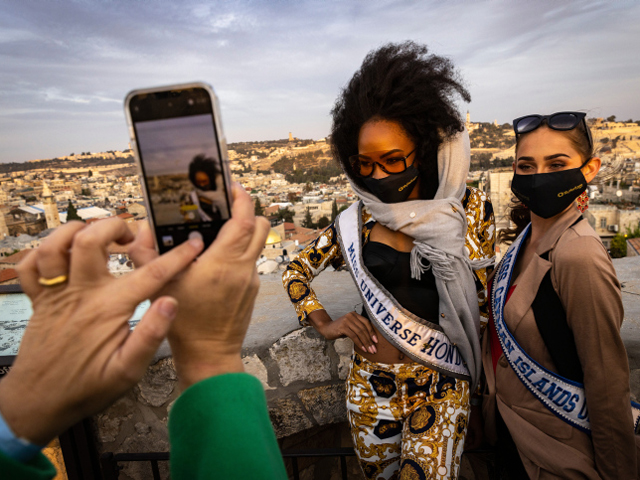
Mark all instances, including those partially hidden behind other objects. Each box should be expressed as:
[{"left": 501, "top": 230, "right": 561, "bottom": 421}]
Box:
[
  {"left": 362, "top": 164, "right": 419, "bottom": 203},
  {"left": 511, "top": 159, "right": 590, "bottom": 219}
]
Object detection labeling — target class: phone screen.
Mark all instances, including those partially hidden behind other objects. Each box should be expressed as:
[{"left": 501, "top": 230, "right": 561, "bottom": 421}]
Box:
[{"left": 128, "top": 87, "right": 232, "bottom": 253}]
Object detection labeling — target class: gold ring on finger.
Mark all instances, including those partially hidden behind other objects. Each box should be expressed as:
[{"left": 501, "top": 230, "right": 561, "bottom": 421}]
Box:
[{"left": 38, "top": 275, "right": 69, "bottom": 287}]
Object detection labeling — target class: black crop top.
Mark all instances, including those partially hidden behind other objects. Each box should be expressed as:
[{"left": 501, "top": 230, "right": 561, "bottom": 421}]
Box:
[{"left": 361, "top": 241, "right": 440, "bottom": 323}]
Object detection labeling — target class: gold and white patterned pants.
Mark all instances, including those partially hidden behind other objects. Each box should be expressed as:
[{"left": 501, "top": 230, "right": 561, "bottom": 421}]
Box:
[{"left": 346, "top": 352, "right": 470, "bottom": 480}]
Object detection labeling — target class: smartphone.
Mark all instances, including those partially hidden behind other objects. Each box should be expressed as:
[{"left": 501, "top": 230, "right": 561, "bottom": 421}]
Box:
[{"left": 125, "top": 83, "right": 233, "bottom": 254}]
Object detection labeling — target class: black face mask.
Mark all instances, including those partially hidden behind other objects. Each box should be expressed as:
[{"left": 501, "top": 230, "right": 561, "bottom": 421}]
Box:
[
  {"left": 362, "top": 164, "right": 419, "bottom": 203},
  {"left": 511, "top": 159, "right": 590, "bottom": 219}
]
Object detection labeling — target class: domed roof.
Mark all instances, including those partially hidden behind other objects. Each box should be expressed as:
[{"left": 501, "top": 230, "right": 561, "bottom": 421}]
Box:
[{"left": 265, "top": 228, "right": 282, "bottom": 245}]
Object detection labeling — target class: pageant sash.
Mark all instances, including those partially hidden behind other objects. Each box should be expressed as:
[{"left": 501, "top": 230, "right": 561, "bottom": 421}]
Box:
[
  {"left": 492, "top": 224, "right": 640, "bottom": 434},
  {"left": 336, "top": 202, "right": 470, "bottom": 378}
]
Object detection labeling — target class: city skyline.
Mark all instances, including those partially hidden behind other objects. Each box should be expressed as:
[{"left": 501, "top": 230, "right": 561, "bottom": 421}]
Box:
[{"left": 1, "top": 0, "right": 640, "bottom": 164}]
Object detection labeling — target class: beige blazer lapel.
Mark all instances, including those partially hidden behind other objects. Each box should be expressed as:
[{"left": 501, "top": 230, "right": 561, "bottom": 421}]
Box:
[
  {"left": 503, "top": 206, "right": 582, "bottom": 338},
  {"left": 536, "top": 207, "right": 583, "bottom": 257},
  {"left": 503, "top": 254, "right": 551, "bottom": 334}
]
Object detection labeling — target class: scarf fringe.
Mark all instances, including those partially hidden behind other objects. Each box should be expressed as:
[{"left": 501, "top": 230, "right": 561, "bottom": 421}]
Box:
[
  {"left": 411, "top": 245, "right": 496, "bottom": 281},
  {"left": 410, "top": 243, "right": 457, "bottom": 281},
  {"left": 467, "top": 257, "right": 496, "bottom": 270}
]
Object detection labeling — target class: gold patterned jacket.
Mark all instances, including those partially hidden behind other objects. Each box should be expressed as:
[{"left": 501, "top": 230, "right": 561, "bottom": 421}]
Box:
[{"left": 282, "top": 187, "right": 496, "bottom": 335}]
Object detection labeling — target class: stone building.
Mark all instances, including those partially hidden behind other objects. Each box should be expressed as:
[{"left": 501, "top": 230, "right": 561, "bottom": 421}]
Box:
[
  {"left": 486, "top": 168, "right": 514, "bottom": 230},
  {"left": 293, "top": 201, "right": 333, "bottom": 226},
  {"left": 126, "top": 202, "right": 147, "bottom": 218},
  {"left": 5, "top": 205, "right": 47, "bottom": 236},
  {"left": 584, "top": 205, "right": 640, "bottom": 249},
  {"left": 41, "top": 181, "right": 61, "bottom": 230},
  {"left": 0, "top": 234, "right": 41, "bottom": 256},
  {"left": 59, "top": 206, "right": 111, "bottom": 223},
  {"left": 0, "top": 206, "right": 8, "bottom": 240},
  {"left": 261, "top": 222, "right": 296, "bottom": 261}
]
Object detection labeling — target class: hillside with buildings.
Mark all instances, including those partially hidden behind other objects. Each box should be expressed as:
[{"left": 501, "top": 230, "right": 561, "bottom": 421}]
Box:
[{"left": 2, "top": 117, "right": 640, "bottom": 282}]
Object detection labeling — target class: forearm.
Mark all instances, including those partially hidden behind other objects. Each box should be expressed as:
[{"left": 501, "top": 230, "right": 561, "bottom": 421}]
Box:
[
  {"left": 307, "top": 309, "right": 333, "bottom": 336},
  {"left": 282, "top": 223, "right": 344, "bottom": 325}
]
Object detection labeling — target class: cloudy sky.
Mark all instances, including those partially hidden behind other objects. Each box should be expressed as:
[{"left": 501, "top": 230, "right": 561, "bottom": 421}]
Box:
[{"left": 1, "top": 0, "right": 639, "bottom": 163}]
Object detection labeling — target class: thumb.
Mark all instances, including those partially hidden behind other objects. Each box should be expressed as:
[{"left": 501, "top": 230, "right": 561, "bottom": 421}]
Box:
[{"left": 112, "top": 296, "right": 178, "bottom": 382}]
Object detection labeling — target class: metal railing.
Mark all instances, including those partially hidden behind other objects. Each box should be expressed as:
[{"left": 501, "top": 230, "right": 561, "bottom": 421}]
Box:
[
  {"left": 281, "top": 447, "right": 356, "bottom": 480},
  {"left": 100, "top": 448, "right": 356, "bottom": 480},
  {"left": 100, "top": 452, "right": 169, "bottom": 480},
  {"left": 100, "top": 448, "right": 496, "bottom": 479}
]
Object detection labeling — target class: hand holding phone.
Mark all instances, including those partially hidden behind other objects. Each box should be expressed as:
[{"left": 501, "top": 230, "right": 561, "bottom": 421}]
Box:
[
  {"left": 125, "top": 83, "right": 233, "bottom": 253},
  {"left": 127, "top": 183, "right": 271, "bottom": 389}
]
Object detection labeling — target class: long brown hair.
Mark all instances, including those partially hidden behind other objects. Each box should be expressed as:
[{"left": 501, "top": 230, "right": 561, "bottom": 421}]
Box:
[{"left": 498, "top": 117, "right": 594, "bottom": 244}]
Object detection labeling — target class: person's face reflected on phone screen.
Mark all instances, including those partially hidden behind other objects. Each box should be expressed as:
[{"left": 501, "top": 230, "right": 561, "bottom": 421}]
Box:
[{"left": 194, "top": 171, "right": 211, "bottom": 189}]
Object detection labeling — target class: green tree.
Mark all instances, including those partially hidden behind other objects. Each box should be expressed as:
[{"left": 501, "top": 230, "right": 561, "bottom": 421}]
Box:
[
  {"left": 88, "top": 170, "right": 93, "bottom": 177},
  {"left": 331, "top": 199, "right": 338, "bottom": 221},
  {"left": 66, "top": 201, "right": 83, "bottom": 222},
  {"left": 81, "top": 188, "right": 92, "bottom": 196},
  {"left": 317, "top": 216, "right": 330, "bottom": 229},
  {"left": 302, "top": 207, "right": 314, "bottom": 228},
  {"left": 254, "top": 198, "right": 264, "bottom": 216},
  {"left": 607, "top": 115, "right": 616, "bottom": 123},
  {"left": 610, "top": 234, "right": 627, "bottom": 258},
  {"left": 304, "top": 182, "right": 313, "bottom": 193},
  {"left": 625, "top": 223, "right": 640, "bottom": 238},
  {"left": 275, "top": 207, "right": 294, "bottom": 223},
  {"left": 471, "top": 152, "right": 492, "bottom": 170}
]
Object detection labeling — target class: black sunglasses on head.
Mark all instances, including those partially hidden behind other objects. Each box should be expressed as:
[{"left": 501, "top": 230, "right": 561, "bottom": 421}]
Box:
[{"left": 512, "top": 111, "right": 593, "bottom": 151}]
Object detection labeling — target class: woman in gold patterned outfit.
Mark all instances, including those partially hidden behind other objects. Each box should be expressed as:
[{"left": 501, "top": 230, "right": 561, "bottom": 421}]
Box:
[{"left": 282, "top": 42, "right": 495, "bottom": 479}]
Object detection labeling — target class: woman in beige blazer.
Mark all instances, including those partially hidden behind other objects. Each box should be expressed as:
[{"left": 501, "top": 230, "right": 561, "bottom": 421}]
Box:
[{"left": 482, "top": 112, "right": 637, "bottom": 479}]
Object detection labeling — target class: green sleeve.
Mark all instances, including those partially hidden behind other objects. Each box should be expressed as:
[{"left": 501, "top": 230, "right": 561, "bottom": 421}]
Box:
[
  {"left": 0, "top": 449, "right": 57, "bottom": 480},
  {"left": 169, "top": 373, "right": 287, "bottom": 480}
]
